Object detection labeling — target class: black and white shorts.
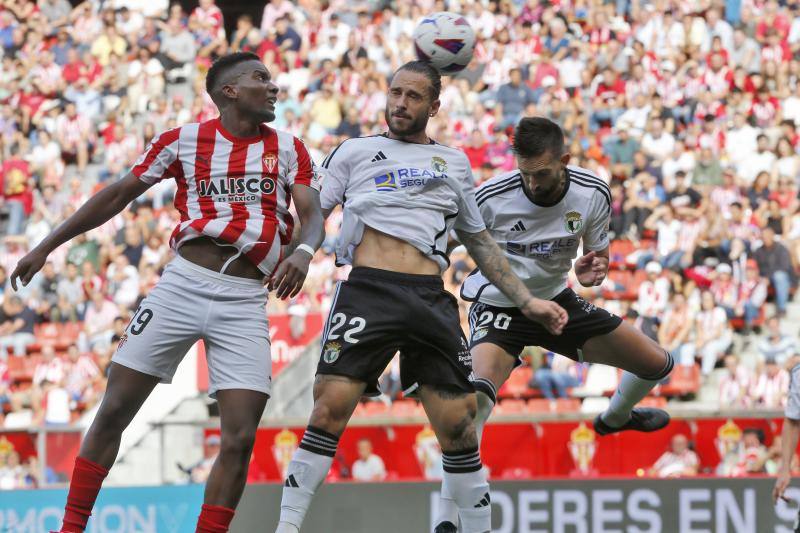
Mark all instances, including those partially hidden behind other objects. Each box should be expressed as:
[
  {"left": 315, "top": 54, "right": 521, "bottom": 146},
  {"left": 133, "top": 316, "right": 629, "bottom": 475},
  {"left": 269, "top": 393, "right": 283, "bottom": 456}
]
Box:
[
  {"left": 316, "top": 267, "right": 474, "bottom": 397},
  {"left": 468, "top": 288, "right": 622, "bottom": 363}
]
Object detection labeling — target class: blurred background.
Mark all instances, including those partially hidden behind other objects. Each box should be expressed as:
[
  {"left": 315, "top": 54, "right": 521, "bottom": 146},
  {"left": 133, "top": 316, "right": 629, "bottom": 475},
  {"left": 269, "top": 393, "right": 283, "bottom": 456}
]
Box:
[{"left": 2, "top": 0, "right": 800, "bottom": 530}]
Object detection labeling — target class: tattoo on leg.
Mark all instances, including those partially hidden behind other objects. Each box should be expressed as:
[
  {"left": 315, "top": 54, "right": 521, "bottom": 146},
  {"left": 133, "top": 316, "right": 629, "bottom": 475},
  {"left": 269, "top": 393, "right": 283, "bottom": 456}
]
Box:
[
  {"left": 447, "top": 415, "right": 478, "bottom": 450},
  {"left": 433, "top": 387, "right": 469, "bottom": 400}
]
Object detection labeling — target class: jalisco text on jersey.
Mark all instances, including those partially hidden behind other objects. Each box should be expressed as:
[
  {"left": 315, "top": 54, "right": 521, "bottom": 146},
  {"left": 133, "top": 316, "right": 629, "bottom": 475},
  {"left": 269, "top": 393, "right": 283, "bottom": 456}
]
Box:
[
  {"left": 198, "top": 177, "right": 277, "bottom": 197},
  {"left": 372, "top": 168, "right": 448, "bottom": 190}
]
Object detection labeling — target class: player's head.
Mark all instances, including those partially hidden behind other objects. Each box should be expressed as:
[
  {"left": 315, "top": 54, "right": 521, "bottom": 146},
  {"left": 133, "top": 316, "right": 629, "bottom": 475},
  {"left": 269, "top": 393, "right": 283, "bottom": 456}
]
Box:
[
  {"left": 512, "top": 117, "right": 570, "bottom": 203},
  {"left": 385, "top": 61, "right": 441, "bottom": 138},
  {"left": 206, "top": 52, "right": 278, "bottom": 123}
]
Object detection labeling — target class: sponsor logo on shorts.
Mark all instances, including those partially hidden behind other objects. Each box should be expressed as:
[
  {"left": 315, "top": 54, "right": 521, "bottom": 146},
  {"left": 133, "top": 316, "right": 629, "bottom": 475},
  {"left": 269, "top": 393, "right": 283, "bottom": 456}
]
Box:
[
  {"left": 472, "top": 328, "right": 488, "bottom": 341},
  {"left": 564, "top": 210, "right": 583, "bottom": 234},
  {"left": 116, "top": 333, "right": 128, "bottom": 351},
  {"left": 322, "top": 341, "right": 341, "bottom": 364}
]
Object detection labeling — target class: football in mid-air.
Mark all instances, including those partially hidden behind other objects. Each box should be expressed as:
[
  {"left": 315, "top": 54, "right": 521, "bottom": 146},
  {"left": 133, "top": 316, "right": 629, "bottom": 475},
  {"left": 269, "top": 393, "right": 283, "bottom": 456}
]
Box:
[{"left": 412, "top": 12, "right": 476, "bottom": 75}]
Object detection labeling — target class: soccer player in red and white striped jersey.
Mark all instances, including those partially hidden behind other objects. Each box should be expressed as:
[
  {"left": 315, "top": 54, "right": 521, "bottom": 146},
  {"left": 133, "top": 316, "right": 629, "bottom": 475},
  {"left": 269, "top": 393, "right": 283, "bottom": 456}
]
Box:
[{"left": 11, "top": 52, "right": 324, "bottom": 533}]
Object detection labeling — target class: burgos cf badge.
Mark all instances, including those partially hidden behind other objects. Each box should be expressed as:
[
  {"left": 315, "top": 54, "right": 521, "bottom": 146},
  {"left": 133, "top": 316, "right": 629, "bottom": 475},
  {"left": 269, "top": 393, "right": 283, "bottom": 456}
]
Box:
[
  {"left": 564, "top": 211, "right": 583, "bottom": 234},
  {"left": 431, "top": 156, "right": 447, "bottom": 173},
  {"left": 263, "top": 153, "right": 278, "bottom": 173},
  {"left": 322, "top": 341, "right": 341, "bottom": 364}
]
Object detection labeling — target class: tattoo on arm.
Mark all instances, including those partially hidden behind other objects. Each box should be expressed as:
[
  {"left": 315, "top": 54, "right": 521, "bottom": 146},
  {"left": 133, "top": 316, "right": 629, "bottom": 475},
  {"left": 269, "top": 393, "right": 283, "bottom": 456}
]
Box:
[{"left": 456, "top": 229, "right": 531, "bottom": 308}]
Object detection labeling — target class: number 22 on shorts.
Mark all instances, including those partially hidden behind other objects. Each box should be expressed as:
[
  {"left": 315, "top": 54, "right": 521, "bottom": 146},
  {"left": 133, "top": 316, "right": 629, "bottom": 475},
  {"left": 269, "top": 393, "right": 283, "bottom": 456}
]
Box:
[{"left": 327, "top": 313, "right": 366, "bottom": 343}]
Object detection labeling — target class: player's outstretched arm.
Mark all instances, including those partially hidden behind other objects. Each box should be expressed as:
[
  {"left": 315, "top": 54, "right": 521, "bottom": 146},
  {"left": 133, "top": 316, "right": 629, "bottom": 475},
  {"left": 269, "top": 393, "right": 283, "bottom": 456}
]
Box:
[
  {"left": 455, "top": 228, "right": 568, "bottom": 335},
  {"left": 774, "top": 417, "right": 800, "bottom": 504},
  {"left": 11, "top": 172, "right": 150, "bottom": 290},
  {"left": 268, "top": 184, "right": 324, "bottom": 299}
]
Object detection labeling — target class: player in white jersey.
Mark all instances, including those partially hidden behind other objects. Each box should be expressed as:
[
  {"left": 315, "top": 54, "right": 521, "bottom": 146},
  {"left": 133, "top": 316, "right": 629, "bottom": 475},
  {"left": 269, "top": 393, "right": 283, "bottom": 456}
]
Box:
[
  {"left": 435, "top": 117, "right": 674, "bottom": 531},
  {"left": 11, "top": 52, "right": 324, "bottom": 533},
  {"left": 275, "top": 63, "right": 567, "bottom": 533}
]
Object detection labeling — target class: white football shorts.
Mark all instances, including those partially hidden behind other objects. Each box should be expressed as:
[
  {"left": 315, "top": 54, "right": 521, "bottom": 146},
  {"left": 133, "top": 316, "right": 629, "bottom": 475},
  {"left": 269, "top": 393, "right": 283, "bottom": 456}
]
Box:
[{"left": 113, "top": 254, "right": 271, "bottom": 398}]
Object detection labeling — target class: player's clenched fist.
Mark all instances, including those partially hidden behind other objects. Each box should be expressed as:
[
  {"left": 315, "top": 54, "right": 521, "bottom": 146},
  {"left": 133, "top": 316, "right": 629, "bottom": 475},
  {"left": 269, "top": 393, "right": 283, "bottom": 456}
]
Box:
[
  {"left": 574, "top": 250, "right": 608, "bottom": 287},
  {"left": 268, "top": 249, "right": 312, "bottom": 300},
  {"left": 520, "top": 298, "right": 568, "bottom": 335},
  {"left": 10, "top": 248, "right": 48, "bottom": 290}
]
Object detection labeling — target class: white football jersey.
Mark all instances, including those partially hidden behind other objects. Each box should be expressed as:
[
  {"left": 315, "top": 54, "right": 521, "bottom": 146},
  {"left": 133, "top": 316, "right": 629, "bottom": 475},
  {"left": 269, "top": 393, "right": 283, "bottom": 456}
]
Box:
[
  {"left": 319, "top": 134, "right": 485, "bottom": 272},
  {"left": 461, "top": 165, "right": 611, "bottom": 305}
]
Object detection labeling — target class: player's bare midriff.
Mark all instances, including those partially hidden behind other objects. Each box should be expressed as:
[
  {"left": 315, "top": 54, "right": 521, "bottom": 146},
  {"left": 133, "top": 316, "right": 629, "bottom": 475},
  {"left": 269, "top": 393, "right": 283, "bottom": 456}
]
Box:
[
  {"left": 178, "top": 236, "right": 265, "bottom": 280},
  {"left": 353, "top": 226, "right": 440, "bottom": 276}
]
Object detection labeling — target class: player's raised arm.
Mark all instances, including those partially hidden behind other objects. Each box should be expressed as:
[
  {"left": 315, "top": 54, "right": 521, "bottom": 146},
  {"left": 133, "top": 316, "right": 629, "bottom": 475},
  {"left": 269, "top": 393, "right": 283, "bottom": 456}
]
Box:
[
  {"left": 269, "top": 183, "right": 324, "bottom": 299},
  {"left": 455, "top": 228, "right": 567, "bottom": 334},
  {"left": 11, "top": 172, "right": 151, "bottom": 290}
]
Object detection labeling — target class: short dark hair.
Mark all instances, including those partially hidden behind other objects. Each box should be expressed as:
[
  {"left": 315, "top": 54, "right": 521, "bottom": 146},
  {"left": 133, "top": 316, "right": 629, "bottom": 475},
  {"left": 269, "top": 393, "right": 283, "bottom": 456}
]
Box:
[
  {"left": 513, "top": 117, "right": 565, "bottom": 159},
  {"left": 395, "top": 60, "right": 441, "bottom": 100},
  {"left": 205, "top": 51, "right": 261, "bottom": 100}
]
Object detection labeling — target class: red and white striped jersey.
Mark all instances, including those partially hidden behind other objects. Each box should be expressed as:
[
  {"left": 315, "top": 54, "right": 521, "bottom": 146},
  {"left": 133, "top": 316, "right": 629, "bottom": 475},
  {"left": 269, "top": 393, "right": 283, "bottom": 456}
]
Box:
[{"left": 131, "top": 118, "right": 320, "bottom": 276}]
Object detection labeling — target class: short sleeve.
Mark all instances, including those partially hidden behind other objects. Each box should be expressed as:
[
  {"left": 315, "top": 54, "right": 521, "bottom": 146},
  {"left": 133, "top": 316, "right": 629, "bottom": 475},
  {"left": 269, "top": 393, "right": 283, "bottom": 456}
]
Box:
[
  {"left": 786, "top": 365, "right": 800, "bottom": 420},
  {"left": 131, "top": 128, "right": 180, "bottom": 185},
  {"left": 583, "top": 190, "right": 611, "bottom": 251},
  {"left": 453, "top": 163, "right": 486, "bottom": 233},
  {"left": 288, "top": 137, "right": 321, "bottom": 191},
  {"left": 319, "top": 141, "right": 351, "bottom": 211}
]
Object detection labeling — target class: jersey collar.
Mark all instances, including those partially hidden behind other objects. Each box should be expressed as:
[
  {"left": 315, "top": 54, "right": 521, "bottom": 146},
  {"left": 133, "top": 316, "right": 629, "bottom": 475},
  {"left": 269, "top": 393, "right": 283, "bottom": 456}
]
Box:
[
  {"left": 380, "top": 132, "right": 436, "bottom": 145},
  {"left": 523, "top": 167, "right": 571, "bottom": 207}
]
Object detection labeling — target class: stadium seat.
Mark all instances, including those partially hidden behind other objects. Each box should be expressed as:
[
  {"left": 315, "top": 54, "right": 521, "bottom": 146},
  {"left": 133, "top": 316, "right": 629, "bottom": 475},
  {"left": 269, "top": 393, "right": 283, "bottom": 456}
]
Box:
[
  {"left": 526, "top": 398, "right": 553, "bottom": 412},
  {"left": 362, "top": 401, "right": 390, "bottom": 417},
  {"left": 390, "top": 400, "right": 422, "bottom": 417},
  {"left": 497, "top": 366, "right": 533, "bottom": 399},
  {"left": 637, "top": 396, "right": 667, "bottom": 409},
  {"left": 495, "top": 399, "right": 527, "bottom": 414},
  {"left": 660, "top": 364, "right": 700, "bottom": 397},
  {"left": 555, "top": 398, "right": 581, "bottom": 412}
]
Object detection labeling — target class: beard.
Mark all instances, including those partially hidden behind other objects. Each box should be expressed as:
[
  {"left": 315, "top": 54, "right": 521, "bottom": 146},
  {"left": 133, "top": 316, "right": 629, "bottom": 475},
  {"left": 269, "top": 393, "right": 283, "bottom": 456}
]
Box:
[{"left": 384, "top": 107, "right": 428, "bottom": 137}]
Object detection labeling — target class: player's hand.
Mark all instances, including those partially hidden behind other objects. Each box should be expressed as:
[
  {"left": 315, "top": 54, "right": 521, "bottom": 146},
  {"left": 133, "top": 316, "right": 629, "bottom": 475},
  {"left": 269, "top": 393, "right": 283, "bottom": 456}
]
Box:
[
  {"left": 268, "top": 249, "right": 312, "bottom": 300},
  {"left": 575, "top": 251, "right": 608, "bottom": 287},
  {"left": 773, "top": 469, "right": 792, "bottom": 505},
  {"left": 10, "top": 248, "right": 49, "bottom": 291},
  {"left": 520, "top": 298, "right": 568, "bottom": 335}
]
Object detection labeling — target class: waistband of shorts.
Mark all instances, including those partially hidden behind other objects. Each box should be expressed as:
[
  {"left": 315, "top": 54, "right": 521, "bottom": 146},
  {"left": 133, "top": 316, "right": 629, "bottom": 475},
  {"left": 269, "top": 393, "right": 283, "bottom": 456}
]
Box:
[
  {"left": 169, "top": 254, "right": 266, "bottom": 289},
  {"left": 349, "top": 266, "right": 443, "bottom": 288}
]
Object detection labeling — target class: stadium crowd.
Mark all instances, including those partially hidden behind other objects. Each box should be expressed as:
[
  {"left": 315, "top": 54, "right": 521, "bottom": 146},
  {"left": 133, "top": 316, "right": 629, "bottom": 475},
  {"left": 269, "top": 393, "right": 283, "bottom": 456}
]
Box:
[{"left": 1, "top": 0, "right": 800, "bottom": 436}]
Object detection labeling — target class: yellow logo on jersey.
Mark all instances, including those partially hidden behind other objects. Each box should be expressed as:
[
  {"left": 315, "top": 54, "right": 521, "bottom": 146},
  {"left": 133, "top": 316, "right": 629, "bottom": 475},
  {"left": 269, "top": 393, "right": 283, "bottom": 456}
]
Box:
[
  {"left": 431, "top": 156, "right": 448, "bottom": 173},
  {"left": 564, "top": 211, "right": 583, "bottom": 234},
  {"left": 322, "top": 341, "right": 341, "bottom": 363}
]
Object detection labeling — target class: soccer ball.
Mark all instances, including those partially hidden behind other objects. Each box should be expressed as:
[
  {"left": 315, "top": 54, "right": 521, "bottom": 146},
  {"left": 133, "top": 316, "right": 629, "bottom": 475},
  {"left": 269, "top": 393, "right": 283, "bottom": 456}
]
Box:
[{"left": 412, "top": 12, "right": 476, "bottom": 75}]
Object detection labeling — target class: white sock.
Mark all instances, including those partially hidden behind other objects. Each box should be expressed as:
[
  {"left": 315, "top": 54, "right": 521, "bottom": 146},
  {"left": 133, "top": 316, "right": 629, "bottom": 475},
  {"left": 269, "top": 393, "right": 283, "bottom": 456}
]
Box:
[
  {"left": 435, "top": 384, "right": 496, "bottom": 529},
  {"left": 277, "top": 426, "right": 338, "bottom": 530},
  {"left": 442, "top": 448, "right": 491, "bottom": 533},
  {"left": 601, "top": 371, "right": 659, "bottom": 427}
]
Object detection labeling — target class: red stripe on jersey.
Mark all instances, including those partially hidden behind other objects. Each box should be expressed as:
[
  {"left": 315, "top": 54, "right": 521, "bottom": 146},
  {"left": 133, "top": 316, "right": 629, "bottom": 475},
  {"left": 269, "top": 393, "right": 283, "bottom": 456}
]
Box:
[
  {"left": 245, "top": 128, "right": 280, "bottom": 268},
  {"left": 133, "top": 128, "right": 180, "bottom": 178},
  {"left": 190, "top": 120, "right": 219, "bottom": 234},
  {"left": 217, "top": 140, "right": 251, "bottom": 244},
  {"left": 293, "top": 137, "right": 313, "bottom": 187},
  {"left": 170, "top": 158, "right": 189, "bottom": 222}
]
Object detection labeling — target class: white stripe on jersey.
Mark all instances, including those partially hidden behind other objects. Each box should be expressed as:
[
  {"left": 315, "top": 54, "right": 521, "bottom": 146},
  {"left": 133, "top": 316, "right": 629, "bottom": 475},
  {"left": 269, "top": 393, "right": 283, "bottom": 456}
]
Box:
[{"left": 462, "top": 165, "right": 611, "bottom": 306}]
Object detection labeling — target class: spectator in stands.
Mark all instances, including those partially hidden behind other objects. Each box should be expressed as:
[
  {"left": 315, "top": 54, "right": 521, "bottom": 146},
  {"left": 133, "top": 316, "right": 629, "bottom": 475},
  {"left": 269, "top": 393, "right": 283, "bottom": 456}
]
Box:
[
  {"left": 753, "top": 227, "right": 794, "bottom": 317},
  {"left": 636, "top": 262, "right": 670, "bottom": 334},
  {"left": 688, "top": 290, "right": 733, "bottom": 375},
  {"left": 649, "top": 434, "right": 699, "bottom": 478},
  {"left": 0, "top": 295, "right": 36, "bottom": 357},
  {"left": 190, "top": 434, "right": 221, "bottom": 484},
  {"left": 496, "top": 68, "right": 535, "bottom": 130},
  {"left": 709, "top": 264, "right": 738, "bottom": 317},
  {"left": 643, "top": 205, "right": 683, "bottom": 270},
  {"left": 79, "top": 290, "right": 119, "bottom": 353},
  {"left": 735, "top": 260, "right": 768, "bottom": 335},
  {"left": 757, "top": 317, "right": 798, "bottom": 366},
  {"left": 351, "top": 438, "right": 387, "bottom": 482},
  {"left": 735, "top": 428, "right": 769, "bottom": 476},
  {"left": 751, "top": 358, "right": 789, "bottom": 408},
  {"left": 531, "top": 352, "right": 582, "bottom": 400},
  {"left": 659, "top": 292, "right": 695, "bottom": 365},
  {"left": 718, "top": 355, "right": 752, "bottom": 409},
  {"left": 64, "top": 344, "right": 101, "bottom": 409}
]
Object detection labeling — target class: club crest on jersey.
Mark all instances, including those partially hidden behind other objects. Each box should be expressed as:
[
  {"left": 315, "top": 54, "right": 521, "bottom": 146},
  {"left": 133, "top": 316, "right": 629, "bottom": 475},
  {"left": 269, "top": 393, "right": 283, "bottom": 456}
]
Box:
[
  {"left": 322, "top": 341, "right": 341, "bottom": 364},
  {"left": 431, "top": 156, "right": 447, "bottom": 173},
  {"left": 262, "top": 153, "right": 278, "bottom": 173},
  {"left": 564, "top": 211, "right": 583, "bottom": 234}
]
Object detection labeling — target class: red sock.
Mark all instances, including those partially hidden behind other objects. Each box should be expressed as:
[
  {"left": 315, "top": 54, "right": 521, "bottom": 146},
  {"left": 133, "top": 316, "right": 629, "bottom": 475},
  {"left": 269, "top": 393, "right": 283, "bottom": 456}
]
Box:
[
  {"left": 196, "top": 504, "right": 235, "bottom": 533},
  {"left": 60, "top": 456, "right": 109, "bottom": 532}
]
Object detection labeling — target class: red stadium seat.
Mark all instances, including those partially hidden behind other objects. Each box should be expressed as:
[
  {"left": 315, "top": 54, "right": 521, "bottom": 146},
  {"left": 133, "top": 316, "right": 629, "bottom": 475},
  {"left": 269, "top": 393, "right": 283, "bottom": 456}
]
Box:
[
  {"left": 494, "top": 399, "right": 527, "bottom": 414},
  {"left": 555, "top": 398, "right": 581, "bottom": 412},
  {"left": 638, "top": 396, "right": 667, "bottom": 409},
  {"left": 362, "top": 401, "right": 390, "bottom": 417},
  {"left": 498, "top": 366, "right": 533, "bottom": 399},
  {"left": 660, "top": 365, "right": 700, "bottom": 397},
  {"left": 526, "top": 398, "right": 553, "bottom": 412},
  {"left": 390, "top": 400, "right": 422, "bottom": 417}
]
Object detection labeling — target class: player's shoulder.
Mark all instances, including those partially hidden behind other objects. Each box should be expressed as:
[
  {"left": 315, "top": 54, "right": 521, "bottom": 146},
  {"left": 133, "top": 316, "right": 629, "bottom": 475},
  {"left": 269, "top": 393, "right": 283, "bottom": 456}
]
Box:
[
  {"left": 475, "top": 171, "right": 523, "bottom": 207},
  {"left": 566, "top": 165, "right": 611, "bottom": 207},
  {"left": 320, "top": 134, "right": 385, "bottom": 168}
]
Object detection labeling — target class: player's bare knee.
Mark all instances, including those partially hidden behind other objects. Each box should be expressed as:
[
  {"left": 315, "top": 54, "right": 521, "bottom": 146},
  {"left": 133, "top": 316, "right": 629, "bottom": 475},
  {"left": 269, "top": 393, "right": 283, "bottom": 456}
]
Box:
[
  {"left": 308, "top": 401, "right": 349, "bottom": 436},
  {"left": 220, "top": 426, "right": 258, "bottom": 459},
  {"left": 441, "top": 414, "right": 478, "bottom": 451},
  {"left": 637, "top": 349, "right": 674, "bottom": 381}
]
